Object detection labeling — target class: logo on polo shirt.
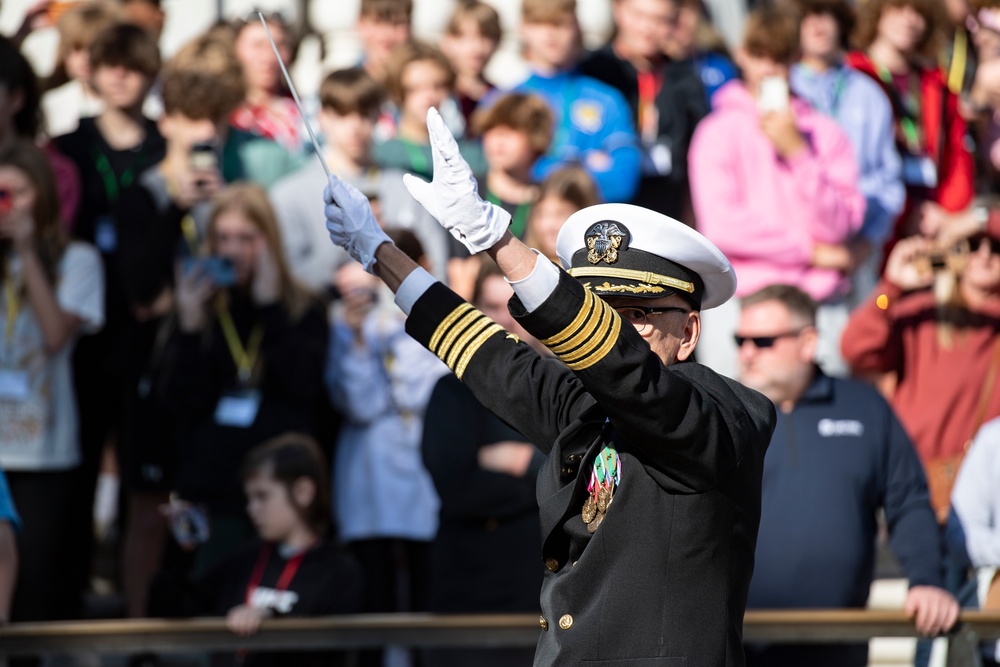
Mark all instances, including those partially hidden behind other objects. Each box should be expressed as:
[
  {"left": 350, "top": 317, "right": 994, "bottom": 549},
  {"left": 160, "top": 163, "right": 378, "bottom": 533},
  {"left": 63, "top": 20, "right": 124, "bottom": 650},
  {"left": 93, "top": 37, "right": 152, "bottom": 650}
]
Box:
[
  {"left": 571, "top": 101, "right": 604, "bottom": 134},
  {"left": 817, "top": 419, "right": 864, "bottom": 437},
  {"left": 249, "top": 586, "right": 299, "bottom": 613}
]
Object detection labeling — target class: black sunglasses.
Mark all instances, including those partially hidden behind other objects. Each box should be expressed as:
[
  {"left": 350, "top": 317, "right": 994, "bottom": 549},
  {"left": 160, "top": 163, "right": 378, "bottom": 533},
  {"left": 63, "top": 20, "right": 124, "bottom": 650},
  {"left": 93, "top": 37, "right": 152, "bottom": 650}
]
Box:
[
  {"left": 970, "top": 234, "right": 1000, "bottom": 255},
  {"left": 733, "top": 329, "right": 807, "bottom": 349}
]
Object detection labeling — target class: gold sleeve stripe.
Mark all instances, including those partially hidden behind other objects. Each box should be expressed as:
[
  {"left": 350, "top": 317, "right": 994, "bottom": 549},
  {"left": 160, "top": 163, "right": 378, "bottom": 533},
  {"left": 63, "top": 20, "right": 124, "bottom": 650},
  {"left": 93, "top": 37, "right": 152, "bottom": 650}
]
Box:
[
  {"left": 567, "top": 267, "right": 695, "bottom": 294},
  {"left": 548, "top": 295, "right": 610, "bottom": 355},
  {"left": 540, "top": 288, "right": 597, "bottom": 347},
  {"left": 445, "top": 317, "right": 494, "bottom": 369},
  {"left": 436, "top": 310, "right": 484, "bottom": 362},
  {"left": 430, "top": 303, "right": 475, "bottom": 353},
  {"left": 565, "top": 312, "right": 622, "bottom": 371},
  {"left": 455, "top": 323, "right": 504, "bottom": 379},
  {"left": 558, "top": 301, "right": 615, "bottom": 363}
]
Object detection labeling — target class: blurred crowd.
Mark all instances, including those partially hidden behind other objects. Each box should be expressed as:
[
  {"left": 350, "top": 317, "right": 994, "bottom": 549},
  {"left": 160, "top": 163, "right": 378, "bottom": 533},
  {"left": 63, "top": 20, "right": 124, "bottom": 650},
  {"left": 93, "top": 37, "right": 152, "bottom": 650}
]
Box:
[{"left": 0, "top": 0, "right": 999, "bottom": 665}]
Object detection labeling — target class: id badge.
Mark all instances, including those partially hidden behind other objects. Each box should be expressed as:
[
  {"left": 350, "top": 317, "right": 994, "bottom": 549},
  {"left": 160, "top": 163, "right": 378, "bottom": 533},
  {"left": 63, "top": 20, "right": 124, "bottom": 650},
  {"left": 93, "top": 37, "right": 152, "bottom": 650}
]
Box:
[
  {"left": 94, "top": 215, "right": 118, "bottom": 253},
  {"left": 641, "top": 138, "right": 673, "bottom": 176},
  {"left": 214, "top": 389, "right": 261, "bottom": 428},
  {"left": 0, "top": 369, "right": 30, "bottom": 401},
  {"left": 901, "top": 155, "right": 938, "bottom": 188}
]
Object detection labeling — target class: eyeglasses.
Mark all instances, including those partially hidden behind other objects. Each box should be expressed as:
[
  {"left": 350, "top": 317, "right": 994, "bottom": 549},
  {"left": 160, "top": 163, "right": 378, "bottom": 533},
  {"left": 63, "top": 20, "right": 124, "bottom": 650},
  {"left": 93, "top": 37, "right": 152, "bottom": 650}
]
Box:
[
  {"left": 970, "top": 234, "right": 1000, "bottom": 255},
  {"left": 733, "top": 328, "right": 808, "bottom": 349},
  {"left": 614, "top": 306, "right": 691, "bottom": 333}
]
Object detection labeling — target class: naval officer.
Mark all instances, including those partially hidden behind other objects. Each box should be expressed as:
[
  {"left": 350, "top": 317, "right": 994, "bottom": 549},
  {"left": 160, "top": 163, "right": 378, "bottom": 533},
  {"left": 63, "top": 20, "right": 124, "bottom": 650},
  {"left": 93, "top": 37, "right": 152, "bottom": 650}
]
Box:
[{"left": 323, "top": 108, "right": 776, "bottom": 667}]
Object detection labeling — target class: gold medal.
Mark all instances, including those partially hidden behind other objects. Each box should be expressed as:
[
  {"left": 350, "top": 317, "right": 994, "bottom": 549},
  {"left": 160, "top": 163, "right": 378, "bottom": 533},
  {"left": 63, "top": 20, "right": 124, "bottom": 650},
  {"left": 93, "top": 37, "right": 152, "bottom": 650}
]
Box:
[
  {"left": 597, "top": 486, "right": 611, "bottom": 513},
  {"left": 582, "top": 495, "right": 597, "bottom": 523},
  {"left": 587, "top": 511, "right": 604, "bottom": 534}
]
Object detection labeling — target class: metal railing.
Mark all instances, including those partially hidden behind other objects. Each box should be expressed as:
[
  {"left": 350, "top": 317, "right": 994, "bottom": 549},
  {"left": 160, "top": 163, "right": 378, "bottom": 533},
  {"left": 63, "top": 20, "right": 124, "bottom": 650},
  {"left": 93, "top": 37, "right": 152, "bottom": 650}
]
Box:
[{"left": 1, "top": 611, "right": 999, "bottom": 663}]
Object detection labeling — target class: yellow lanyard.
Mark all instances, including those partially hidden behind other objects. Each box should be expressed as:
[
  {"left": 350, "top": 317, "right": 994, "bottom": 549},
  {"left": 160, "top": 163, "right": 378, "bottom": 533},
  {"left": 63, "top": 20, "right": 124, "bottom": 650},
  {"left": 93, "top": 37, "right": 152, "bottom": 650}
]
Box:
[
  {"left": 214, "top": 300, "right": 264, "bottom": 385},
  {"left": 181, "top": 215, "right": 200, "bottom": 256},
  {"left": 948, "top": 28, "right": 968, "bottom": 95}
]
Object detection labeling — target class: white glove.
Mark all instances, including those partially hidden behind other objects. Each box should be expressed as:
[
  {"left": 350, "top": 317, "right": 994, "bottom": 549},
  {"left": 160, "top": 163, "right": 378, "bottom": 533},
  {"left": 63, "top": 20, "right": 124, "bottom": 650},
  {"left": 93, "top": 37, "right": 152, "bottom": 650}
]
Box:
[
  {"left": 402, "top": 107, "right": 511, "bottom": 254},
  {"left": 324, "top": 175, "right": 391, "bottom": 274}
]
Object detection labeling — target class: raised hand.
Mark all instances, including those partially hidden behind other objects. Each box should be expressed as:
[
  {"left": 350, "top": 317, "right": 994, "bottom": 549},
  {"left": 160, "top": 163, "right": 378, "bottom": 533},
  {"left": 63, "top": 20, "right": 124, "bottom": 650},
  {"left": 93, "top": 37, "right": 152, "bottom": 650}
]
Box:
[
  {"left": 402, "top": 107, "right": 510, "bottom": 255},
  {"left": 324, "top": 175, "right": 391, "bottom": 274}
]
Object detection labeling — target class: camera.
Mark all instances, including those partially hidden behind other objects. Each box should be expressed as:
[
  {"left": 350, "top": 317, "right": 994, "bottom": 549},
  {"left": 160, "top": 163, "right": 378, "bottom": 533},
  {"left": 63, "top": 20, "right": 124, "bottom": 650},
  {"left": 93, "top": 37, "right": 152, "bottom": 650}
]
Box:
[
  {"left": 914, "top": 239, "right": 971, "bottom": 274},
  {"left": 182, "top": 256, "right": 236, "bottom": 287}
]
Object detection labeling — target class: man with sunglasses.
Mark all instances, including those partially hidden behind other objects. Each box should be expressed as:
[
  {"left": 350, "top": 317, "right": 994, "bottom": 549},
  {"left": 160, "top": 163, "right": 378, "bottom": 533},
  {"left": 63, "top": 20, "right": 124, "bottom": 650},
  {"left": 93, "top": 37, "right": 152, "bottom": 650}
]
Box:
[
  {"left": 323, "top": 107, "right": 776, "bottom": 666},
  {"left": 736, "top": 284, "right": 958, "bottom": 667}
]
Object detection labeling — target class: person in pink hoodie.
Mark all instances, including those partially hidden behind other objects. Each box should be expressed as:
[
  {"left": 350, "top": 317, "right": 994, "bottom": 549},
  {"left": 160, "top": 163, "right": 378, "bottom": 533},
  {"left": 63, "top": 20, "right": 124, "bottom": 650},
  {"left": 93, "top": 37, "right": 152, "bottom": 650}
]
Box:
[{"left": 689, "top": 6, "right": 865, "bottom": 379}]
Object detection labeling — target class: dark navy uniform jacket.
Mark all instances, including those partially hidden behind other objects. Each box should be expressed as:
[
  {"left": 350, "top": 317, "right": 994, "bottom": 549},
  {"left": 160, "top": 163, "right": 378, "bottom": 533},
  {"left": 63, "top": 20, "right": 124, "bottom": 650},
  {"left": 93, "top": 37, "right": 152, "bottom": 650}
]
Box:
[{"left": 405, "top": 270, "right": 775, "bottom": 667}]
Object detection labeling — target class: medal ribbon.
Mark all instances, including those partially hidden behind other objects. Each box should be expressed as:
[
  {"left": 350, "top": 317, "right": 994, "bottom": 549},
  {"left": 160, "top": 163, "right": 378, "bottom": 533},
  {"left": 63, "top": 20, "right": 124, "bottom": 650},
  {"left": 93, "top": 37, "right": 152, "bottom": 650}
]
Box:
[
  {"left": 214, "top": 299, "right": 264, "bottom": 385},
  {"left": 587, "top": 445, "right": 621, "bottom": 501}
]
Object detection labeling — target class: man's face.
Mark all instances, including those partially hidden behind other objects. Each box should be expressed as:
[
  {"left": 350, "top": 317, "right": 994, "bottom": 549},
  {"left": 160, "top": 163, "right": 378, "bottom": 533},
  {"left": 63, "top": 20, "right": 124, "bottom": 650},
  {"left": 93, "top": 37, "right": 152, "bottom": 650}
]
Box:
[
  {"left": 613, "top": 0, "right": 679, "bottom": 60},
  {"left": 800, "top": 12, "right": 841, "bottom": 61},
  {"left": 400, "top": 60, "right": 451, "bottom": 124},
  {"left": 319, "top": 109, "right": 376, "bottom": 163},
  {"left": 736, "top": 300, "right": 815, "bottom": 403},
  {"left": 521, "top": 16, "right": 580, "bottom": 70},
  {"left": 603, "top": 293, "right": 699, "bottom": 366}
]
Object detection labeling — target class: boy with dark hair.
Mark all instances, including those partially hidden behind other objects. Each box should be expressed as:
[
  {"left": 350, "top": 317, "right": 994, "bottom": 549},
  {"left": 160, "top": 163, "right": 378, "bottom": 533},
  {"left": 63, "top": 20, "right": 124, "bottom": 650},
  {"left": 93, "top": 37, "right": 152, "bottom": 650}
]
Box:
[
  {"left": 357, "top": 0, "right": 413, "bottom": 82},
  {"left": 689, "top": 7, "right": 865, "bottom": 379},
  {"left": 580, "top": 0, "right": 708, "bottom": 218},
  {"left": 54, "top": 21, "right": 166, "bottom": 618},
  {"left": 271, "top": 68, "right": 388, "bottom": 290},
  {"left": 514, "top": 0, "right": 641, "bottom": 203}
]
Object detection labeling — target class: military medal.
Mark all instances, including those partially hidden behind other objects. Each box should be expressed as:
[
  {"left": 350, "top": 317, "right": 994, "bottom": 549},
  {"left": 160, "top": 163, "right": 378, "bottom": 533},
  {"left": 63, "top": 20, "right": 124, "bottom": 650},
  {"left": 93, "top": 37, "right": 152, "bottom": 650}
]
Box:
[
  {"left": 583, "top": 445, "right": 621, "bottom": 532},
  {"left": 582, "top": 495, "right": 598, "bottom": 523}
]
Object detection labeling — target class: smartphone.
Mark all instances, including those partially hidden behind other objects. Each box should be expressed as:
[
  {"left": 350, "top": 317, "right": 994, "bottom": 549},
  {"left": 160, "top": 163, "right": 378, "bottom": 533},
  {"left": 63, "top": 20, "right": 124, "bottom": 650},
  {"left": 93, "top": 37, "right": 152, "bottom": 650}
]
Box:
[
  {"left": 0, "top": 189, "right": 11, "bottom": 216},
  {"left": 189, "top": 140, "right": 218, "bottom": 171},
  {"left": 758, "top": 77, "right": 790, "bottom": 113},
  {"left": 183, "top": 256, "right": 236, "bottom": 287}
]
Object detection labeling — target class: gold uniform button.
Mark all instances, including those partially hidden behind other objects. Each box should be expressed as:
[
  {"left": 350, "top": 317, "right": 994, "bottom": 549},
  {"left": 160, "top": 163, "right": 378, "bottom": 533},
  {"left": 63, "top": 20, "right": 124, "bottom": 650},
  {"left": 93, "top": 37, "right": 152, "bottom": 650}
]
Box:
[
  {"left": 539, "top": 616, "right": 549, "bottom": 630},
  {"left": 545, "top": 558, "right": 559, "bottom": 571},
  {"left": 559, "top": 614, "right": 573, "bottom": 630}
]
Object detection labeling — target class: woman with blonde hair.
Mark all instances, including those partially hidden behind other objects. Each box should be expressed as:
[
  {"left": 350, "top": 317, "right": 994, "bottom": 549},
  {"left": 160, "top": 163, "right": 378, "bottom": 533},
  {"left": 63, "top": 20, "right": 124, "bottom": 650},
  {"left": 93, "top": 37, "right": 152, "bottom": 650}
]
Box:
[
  {"left": 167, "top": 182, "right": 329, "bottom": 576},
  {"left": 0, "top": 139, "right": 104, "bottom": 622}
]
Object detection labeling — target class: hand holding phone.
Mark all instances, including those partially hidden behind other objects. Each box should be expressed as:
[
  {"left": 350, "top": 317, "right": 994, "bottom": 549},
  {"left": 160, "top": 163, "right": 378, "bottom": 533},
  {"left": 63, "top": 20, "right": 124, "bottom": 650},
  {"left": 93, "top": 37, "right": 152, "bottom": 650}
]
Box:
[
  {"left": 183, "top": 256, "right": 236, "bottom": 287},
  {"left": 757, "top": 77, "right": 789, "bottom": 113}
]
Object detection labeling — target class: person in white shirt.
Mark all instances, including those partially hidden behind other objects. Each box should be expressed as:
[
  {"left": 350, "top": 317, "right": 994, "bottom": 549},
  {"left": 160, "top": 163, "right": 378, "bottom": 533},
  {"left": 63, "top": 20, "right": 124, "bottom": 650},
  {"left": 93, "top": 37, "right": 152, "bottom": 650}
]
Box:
[{"left": 0, "top": 140, "right": 104, "bottom": 623}]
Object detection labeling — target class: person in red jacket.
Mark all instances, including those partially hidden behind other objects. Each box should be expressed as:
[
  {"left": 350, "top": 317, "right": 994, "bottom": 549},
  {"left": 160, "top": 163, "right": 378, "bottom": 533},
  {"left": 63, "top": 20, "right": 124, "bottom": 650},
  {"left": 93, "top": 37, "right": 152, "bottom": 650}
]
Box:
[{"left": 847, "top": 0, "right": 974, "bottom": 250}]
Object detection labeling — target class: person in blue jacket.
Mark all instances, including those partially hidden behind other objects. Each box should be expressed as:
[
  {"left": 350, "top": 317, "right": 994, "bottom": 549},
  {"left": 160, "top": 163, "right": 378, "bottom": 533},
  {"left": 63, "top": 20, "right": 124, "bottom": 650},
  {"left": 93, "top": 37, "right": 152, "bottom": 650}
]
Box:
[
  {"left": 735, "top": 284, "right": 958, "bottom": 667},
  {"left": 511, "top": 0, "right": 641, "bottom": 203}
]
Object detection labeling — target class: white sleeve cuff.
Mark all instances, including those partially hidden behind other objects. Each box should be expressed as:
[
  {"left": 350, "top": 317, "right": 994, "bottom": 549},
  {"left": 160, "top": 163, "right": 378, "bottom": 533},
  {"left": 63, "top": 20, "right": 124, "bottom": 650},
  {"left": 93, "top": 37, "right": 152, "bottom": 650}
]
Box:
[
  {"left": 506, "top": 250, "right": 560, "bottom": 313},
  {"left": 393, "top": 267, "right": 437, "bottom": 316}
]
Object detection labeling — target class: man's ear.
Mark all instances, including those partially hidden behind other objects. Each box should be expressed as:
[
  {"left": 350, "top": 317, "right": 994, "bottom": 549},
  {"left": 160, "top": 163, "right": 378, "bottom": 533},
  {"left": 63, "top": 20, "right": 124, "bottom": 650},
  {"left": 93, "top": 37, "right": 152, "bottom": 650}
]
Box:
[
  {"left": 799, "top": 324, "right": 819, "bottom": 364},
  {"left": 676, "top": 310, "right": 701, "bottom": 362}
]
